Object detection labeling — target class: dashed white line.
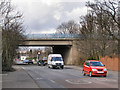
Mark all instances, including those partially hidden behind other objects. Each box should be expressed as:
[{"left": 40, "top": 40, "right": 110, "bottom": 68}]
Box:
[
  {"left": 21, "top": 67, "right": 25, "bottom": 69},
  {"left": 65, "top": 79, "right": 92, "bottom": 84},
  {"left": 93, "top": 78, "right": 117, "bottom": 82},
  {"left": 36, "top": 78, "right": 43, "bottom": 80},
  {"left": 0, "top": 74, "right": 8, "bottom": 76},
  {"left": 50, "top": 80, "right": 55, "bottom": 83}
]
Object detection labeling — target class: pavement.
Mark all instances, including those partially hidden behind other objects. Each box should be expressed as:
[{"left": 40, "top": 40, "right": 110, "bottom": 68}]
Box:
[{"left": 2, "top": 65, "right": 39, "bottom": 88}]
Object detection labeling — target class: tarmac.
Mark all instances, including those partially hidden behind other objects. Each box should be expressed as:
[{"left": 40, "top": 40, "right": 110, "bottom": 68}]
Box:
[{"left": 1, "top": 64, "right": 119, "bottom": 89}]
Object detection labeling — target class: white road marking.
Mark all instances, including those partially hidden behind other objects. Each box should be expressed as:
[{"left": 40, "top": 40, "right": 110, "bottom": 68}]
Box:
[
  {"left": 0, "top": 74, "right": 8, "bottom": 76},
  {"left": 51, "top": 69, "right": 81, "bottom": 78},
  {"left": 21, "top": 67, "right": 25, "bottom": 69},
  {"left": 36, "top": 78, "right": 43, "bottom": 80},
  {"left": 65, "top": 79, "right": 92, "bottom": 84},
  {"left": 93, "top": 78, "right": 117, "bottom": 82},
  {"left": 50, "top": 80, "right": 55, "bottom": 83}
]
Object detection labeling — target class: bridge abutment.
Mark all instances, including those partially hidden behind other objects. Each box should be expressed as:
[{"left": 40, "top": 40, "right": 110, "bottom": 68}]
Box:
[{"left": 66, "top": 40, "right": 80, "bottom": 65}]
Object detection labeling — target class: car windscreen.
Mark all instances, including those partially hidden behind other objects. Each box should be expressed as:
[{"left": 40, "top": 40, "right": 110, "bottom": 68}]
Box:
[
  {"left": 90, "top": 62, "right": 104, "bottom": 66},
  {"left": 52, "top": 57, "right": 63, "bottom": 61}
]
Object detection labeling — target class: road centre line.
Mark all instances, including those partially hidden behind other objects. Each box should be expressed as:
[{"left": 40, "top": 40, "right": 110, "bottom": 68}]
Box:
[
  {"left": 93, "top": 78, "right": 117, "bottom": 82},
  {"left": 36, "top": 78, "right": 43, "bottom": 80},
  {"left": 0, "top": 74, "right": 8, "bottom": 76},
  {"left": 50, "top": 69, "right": 81, "bottom": 78},
  {"left": 50, "top": 80, "right": 56, "bottom": 83},
  {"left": 65, "top": 79, "right": 92, "bottom": 84}
]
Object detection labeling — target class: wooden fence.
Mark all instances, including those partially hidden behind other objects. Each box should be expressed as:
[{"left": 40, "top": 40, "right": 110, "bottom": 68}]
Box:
[{"left": 99, "top": 56, "right": 119, "bottom": 71}]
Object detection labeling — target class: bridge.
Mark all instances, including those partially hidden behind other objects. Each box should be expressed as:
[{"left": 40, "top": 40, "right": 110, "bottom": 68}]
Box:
[{"left": 20, "top": 34, "right": 82, "bottom": 65}]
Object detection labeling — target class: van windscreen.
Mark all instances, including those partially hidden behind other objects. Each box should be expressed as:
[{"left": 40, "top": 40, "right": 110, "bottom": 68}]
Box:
[{"left": 52, "top": 57, "right": 63, "bottom": 61}]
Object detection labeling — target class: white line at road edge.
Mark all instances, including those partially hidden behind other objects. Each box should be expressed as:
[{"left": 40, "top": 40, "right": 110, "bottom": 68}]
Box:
[
  {"left": 65, "top": 80, "right": 92, "bottom": 84},
  {"left": 50, "top": 80, "right": 56, "bottom": 83}
]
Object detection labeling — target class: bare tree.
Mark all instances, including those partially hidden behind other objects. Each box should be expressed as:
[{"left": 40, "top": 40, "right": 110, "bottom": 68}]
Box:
[
  {"left": 1, "top": 1, "right": 25, "bottom": 71},
  {"left": 56, "top": 20, "right": 79, "bottom": 34},
  {"left": 87, "top": 0, "right": 119, "bottom": 40},
  {"left": 78, "top": 13, "right": 99, "bottom": 60},
  {"left": 77, "top": 0, "right": 118, "bottom": 61}
]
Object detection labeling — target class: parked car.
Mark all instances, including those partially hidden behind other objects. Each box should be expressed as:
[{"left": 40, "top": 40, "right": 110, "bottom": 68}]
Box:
[
  {"left": 22, "top": 59, "right": 33, "bottom": 64},
  {"left": 42, "top": 57, "right": 47, "bottom": 65},
  {"left": 82, "top": 60, "right": 107, "bottom": 77},
  {"left": 48, "top": 54, "right": 64, "bottom": 69},
  {"left": 15, "top": 59, "right": 23, "bottom": 64},
  {"left": 37, "top": 60, "right": 46, "bottom": 66}
]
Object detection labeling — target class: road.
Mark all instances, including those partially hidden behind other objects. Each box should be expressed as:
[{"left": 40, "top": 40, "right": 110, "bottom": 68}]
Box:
[{"left": 20, "top": 65, "right": 118, "bottom": 88}]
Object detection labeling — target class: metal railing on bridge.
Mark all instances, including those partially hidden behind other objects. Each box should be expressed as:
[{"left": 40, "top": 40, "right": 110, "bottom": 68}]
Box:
[{"left": 26, "top": 34, "right": 82, "bottom": 39}]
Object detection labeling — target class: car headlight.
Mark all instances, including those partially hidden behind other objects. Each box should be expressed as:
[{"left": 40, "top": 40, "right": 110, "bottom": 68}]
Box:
[
  {"left": 92, "top": 69, "right": 97, "bottom": 71},
  {"left": 52, "top": 62, "right": 56, "bottom": 65},
  {"left": 104, "top": 68, "right": 107, "bottom": 71}
]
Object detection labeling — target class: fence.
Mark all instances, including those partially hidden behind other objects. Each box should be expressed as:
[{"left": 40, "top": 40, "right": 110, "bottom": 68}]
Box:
[
  {"left": 26, "top": 34, "right": 82, "bottom": 39},
  {"left": 99, "top": 56, "right": 119, "bottom": 71}
]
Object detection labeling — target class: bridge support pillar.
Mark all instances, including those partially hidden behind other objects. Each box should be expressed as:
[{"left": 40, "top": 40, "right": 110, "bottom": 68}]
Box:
[{"left": 66, "top": 40, "right": 80, "bottom": 65}]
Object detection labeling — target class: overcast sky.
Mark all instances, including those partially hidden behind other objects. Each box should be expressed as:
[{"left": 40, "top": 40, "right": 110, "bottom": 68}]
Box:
[{"left": 12, "top": 0, "right": 93, "bottom": 34}]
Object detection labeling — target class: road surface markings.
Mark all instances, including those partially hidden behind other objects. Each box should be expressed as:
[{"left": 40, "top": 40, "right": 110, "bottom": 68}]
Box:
[
  {"left": 36, "top": 78, "right": 43, "bottom": 80},
  {"left": 21, "top": 67, "right": 25, "bottom": 69},
  {"left": 65, "top": 79, "right": 92, "bottom": 84},
  {"left": 50, "top": 80, "right": 56, "bottom": 83},
  {"left": 93, "top": 78, "right": 117, "bottom": 82},
  {"left": 51, "top": 69, "right": 81, "bottom": 78},
  {"left": 0, "top": 74, "right": 8, "bottom": 76}
]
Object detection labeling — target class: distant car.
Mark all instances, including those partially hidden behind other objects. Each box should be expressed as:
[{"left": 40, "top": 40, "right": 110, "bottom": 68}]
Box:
[
  {"left": 15, "top": 59, "right": 23, "bottom": 64},
  {"left": 42, "top": 57, "right": 47, "bottom": 65},
  {"left": 37, "top": 60, "right": 46, "bottom": 66},
  {"left": 22, "top": 59, "right": 33, "bottom": 64},
  {"left": 82, "top": 60, "right": 107, "bottom": 77}
]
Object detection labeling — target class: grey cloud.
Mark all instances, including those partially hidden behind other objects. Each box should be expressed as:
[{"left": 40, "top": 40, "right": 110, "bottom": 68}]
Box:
[{"left": 12, "top": 1, "right": 87, "bottom": 33}]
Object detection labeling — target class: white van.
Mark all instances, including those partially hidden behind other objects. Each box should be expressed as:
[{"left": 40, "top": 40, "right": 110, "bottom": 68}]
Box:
[{"left": 48, "top": 54, "right": 64, "bottom": 69}]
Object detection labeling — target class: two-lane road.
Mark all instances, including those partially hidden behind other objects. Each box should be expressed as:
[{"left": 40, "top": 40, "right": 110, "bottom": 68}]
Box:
[{"left": 20, "top": 65, "right": 118, "bottom": 88}]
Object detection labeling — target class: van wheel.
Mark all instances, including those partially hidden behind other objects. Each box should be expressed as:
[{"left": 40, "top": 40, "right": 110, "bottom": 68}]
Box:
[
  {"left": 48, "top": 65, "right": 50, "bottom": 68},
  {"left": 89, "top": 72, "right": 92, "bottom": 77},
  {"left": 52, "top": 66, "right": 54, "bottom": 69},
  {"left": 61, "top": 66, "right": 64, "bottom": 69}
]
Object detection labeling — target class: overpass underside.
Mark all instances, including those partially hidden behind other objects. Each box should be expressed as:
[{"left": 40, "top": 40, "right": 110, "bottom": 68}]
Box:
[{"left": 53, "top": 45, "right": 71, "bottom": 64}]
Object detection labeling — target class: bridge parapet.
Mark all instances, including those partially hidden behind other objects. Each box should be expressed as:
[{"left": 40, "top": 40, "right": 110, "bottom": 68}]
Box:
[{"left": 26, "top": 34, "right": 82, "bottom": 39}]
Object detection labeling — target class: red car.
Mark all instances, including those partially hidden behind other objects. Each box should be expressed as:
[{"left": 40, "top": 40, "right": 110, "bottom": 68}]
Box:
[{"left": 82, "top": 60, "right": 107, "bottom": 77}]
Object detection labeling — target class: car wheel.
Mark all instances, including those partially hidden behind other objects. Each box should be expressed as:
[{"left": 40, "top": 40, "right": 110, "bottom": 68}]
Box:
[
  {"left": 82, "top": 71, "right": 85, "bottom": 76},
  {"left": 89, "top": 72, "right": 92, "bottom": 77},
  {"left": 103, "top": 75, "right": 107, "bottom": 77}
]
